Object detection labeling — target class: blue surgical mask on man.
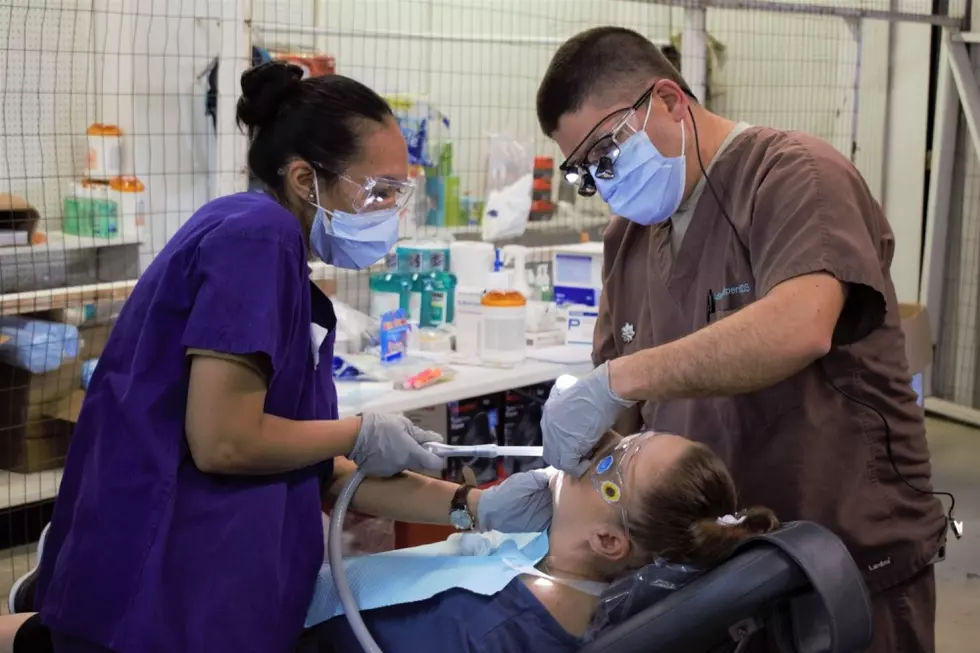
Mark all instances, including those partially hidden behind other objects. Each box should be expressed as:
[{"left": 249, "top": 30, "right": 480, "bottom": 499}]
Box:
[
  {"left": 591, "top": 118, "right": 687, "bottom": 226},
  {"left": 308, "top": 171, "right": 401, "bottom": 270}
]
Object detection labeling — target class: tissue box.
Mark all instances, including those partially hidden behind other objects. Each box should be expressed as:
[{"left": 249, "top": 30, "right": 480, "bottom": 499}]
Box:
[{"left": 566, "top": 308, "right": 598, "bottom": 346}]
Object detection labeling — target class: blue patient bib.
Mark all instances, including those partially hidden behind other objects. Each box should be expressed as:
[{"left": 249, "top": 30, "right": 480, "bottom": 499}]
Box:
[{"left": 305, "top": 531, "right": 550, "bottom": 627}]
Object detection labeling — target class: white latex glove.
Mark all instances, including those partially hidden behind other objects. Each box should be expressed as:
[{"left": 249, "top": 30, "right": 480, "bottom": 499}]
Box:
[
  {"left": 540, "top": 364, "right": 635, "bottom": 477},
  {"left": 349, "top": 413, "right": 445, "bottom": 477}
]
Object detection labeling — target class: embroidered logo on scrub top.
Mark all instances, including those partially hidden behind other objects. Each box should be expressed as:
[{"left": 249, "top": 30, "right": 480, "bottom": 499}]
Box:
[
  {"left": 621, "top": 323, "right": 635, "bottom": 344},
  {"left": 713, "top": 283, "right": 752, "bottom": 302}
]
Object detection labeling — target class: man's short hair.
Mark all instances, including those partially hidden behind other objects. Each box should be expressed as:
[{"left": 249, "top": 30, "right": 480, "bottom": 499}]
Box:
[{"left": 536, "top": 26, "right": 695, "bottom": 136}]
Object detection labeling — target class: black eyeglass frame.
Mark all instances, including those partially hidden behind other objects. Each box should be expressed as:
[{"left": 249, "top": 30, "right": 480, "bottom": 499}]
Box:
[{"left": 558, "top": 84, "right": 656, "bottom": 197}]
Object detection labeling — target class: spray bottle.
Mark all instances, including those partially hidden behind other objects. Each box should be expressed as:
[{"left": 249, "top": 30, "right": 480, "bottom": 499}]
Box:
[{"left": 500, "top": 245, "right": 531, "bottom": 297}]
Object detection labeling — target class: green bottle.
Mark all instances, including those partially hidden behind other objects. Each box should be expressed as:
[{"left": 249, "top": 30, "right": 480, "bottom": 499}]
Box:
[
  {"left": 420, "top": 270, "right": 457, "bottom": 328},
  {"left": 369, "top": 254, "right": 411, "bottom": 320}
]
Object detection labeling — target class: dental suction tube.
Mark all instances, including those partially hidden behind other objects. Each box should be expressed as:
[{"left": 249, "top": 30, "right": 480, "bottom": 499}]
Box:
[
  {"left": 327, "top": 443, "right": 547, "bottom": 653},
  {"left": 327, "top": 468, "right": 382, "bottom": 653}
]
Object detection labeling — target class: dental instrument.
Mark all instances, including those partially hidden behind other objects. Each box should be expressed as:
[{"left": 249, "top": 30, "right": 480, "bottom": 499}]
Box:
[
  {"left": 422, "top": 442, "right": 543, "bottom": 458},
  {"left": 327, "top": 443, "right": 547, "bottom": 653}
]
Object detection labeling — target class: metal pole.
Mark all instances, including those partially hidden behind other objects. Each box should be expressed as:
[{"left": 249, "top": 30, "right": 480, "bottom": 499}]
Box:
[
  {"left": 681, "top": 8, "right": 708, "bottom": 103},
  {"left": 250, "top": 23, "right": 671, "bottom": 48},
  {"left": 627, "top": 0, "right": 962, "bottom": 27}
]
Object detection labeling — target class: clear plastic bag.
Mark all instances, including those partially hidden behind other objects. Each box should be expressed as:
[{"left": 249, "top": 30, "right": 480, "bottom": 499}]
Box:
[
  {"left": 385, "top": 95, "right": 450, "bottom": 168},
  {"left": 330, "top": 299, "right": 379, "bottom": 354},
  {"left": 481, "top": 133, "right": 534, "bottom": 242},
  {"left": 333, "top": 352, "right": 457, "bottom": 390},
  {"left": 583, "top": 558, "right": 706, "bottom": 643}
]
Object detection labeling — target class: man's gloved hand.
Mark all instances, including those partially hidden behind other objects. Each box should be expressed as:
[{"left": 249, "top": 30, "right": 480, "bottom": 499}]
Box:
[
  {"left": 349, "top": 413, "right": 445, "bottom": 477},
  {"left": 477, "top": 468, "right": 556, "bottom": 533},
  {"left": 541, "top": 363, "right": 636, "bottom": 477}
]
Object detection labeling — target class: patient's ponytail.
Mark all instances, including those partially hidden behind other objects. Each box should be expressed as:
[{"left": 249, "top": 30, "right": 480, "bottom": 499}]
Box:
[
  {"left": 686, "top": 506, "right": 779, "bottom": 567},
  {"left": 628, "top": 441, "right": 780, "bottom": 569}
]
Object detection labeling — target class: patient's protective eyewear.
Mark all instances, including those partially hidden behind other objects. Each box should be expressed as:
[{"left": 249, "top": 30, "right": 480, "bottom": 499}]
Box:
[
  {"left": 559, "top": 85, "right": 655, "bottom": 197},
  {"left": 589, "top": 433, "right": 654, "bottom": 537}
]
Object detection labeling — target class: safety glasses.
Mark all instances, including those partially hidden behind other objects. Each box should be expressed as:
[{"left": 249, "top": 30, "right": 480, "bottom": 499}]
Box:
[
  {"left": 559, "top": 85, "right": 655, "bottom": 197},
  {"left": 338, "top": 173, "right": 415, "bottom": 214},
  {"left": 589, "top": 432, "right": 654, "bottom": 540},
  {"left": 304, "top": 162, "right": 415, "bottom": 214}
]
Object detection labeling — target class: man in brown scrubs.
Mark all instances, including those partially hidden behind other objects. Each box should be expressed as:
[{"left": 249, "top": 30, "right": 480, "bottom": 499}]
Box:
[{"left": 536, "top": 26, "right": 949, "bottom": 652}]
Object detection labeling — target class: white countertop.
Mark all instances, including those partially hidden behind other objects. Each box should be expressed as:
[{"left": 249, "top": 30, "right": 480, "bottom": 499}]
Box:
[{"left": 338, "top": 359, "right": 592, "bottom": 417}]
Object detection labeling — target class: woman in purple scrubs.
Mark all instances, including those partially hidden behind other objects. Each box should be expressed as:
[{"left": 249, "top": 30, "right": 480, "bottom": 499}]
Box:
[{"left": 28, "top": 61, "right": 471, "bottom": 653}]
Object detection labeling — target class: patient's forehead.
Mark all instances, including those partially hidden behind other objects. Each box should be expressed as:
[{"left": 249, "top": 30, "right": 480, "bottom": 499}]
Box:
[{"left": 624, "top": 433, "right": 693, "bottom": 502}]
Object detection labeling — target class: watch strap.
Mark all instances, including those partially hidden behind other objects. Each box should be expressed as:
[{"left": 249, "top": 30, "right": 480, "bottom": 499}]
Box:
[{"left": 451, "top": 484, "right": 477, "bottom": 530}]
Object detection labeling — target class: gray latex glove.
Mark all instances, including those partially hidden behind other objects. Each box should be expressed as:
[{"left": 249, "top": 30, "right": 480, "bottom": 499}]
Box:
[
  {"left": 541, "top": 363, "right": 636, "bottom": 477},
  {"left": 477, "top": 467, "right": 557, "bottom": 533},
  {"left": 349, "top": 413, "right": 445, "bottom": 477}
]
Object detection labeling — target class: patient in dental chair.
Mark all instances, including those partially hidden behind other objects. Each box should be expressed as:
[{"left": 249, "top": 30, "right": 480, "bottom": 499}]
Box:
[{"left": 309, "top": 432, "right": 780, "bottom": 653}]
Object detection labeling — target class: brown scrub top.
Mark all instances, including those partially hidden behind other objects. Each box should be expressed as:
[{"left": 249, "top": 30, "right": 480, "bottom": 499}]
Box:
[{"left": 594, "top": 126, "right": 946, "bottom": 593}]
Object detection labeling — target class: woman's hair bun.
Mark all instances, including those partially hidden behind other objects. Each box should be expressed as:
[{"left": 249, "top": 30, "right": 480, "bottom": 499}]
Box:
[
  {"left": 236, "top": 61, "right": 304, "bottom": 132},
  {"left": 686, "top": 506, "right": 779, "bottom": 567}
]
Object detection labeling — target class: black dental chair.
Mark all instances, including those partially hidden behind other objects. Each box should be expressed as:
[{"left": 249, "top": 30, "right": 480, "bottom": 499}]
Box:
[{"left": 580, "top": 521, "right": 873, "bottom": 653}]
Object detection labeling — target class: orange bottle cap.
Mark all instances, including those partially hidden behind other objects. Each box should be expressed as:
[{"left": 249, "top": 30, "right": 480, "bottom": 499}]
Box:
[
  {"left": 87, "top": 123, "right": 123, "bottom": 136},
  {"left": 109, "top": 176, "right": 145, "bottom": 192}
]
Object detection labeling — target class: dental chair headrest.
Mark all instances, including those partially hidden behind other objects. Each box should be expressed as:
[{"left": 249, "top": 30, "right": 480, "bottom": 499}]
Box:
[{"left": 578, "top": 521, "right": 873, "bottom": 653}]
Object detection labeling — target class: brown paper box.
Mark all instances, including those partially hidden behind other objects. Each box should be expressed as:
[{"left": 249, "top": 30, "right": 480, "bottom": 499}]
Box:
[
  {"left": 899, "top": 303, "right": 933, "bottom": 375},
  {"left": 0, "top": 324, "right": 113, "bottom": 472}
]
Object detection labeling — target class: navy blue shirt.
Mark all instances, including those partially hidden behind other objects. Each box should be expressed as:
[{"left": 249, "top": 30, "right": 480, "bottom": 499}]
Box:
[{"left": 315, "top": 578, "right": 580, "bottom": 652}]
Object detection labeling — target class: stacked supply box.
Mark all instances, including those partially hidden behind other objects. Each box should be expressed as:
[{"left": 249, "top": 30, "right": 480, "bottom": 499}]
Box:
[
  {"left": 501, "top": 381, "right": 553, "bottom": 475},
  {"left": 0, "top": 320, "right": 113, "bottom": 472}
]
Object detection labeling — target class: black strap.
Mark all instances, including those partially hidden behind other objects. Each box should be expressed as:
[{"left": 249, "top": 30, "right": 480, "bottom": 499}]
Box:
[{"left": 734, "top": 522, "right": 873, "bottom": 653}]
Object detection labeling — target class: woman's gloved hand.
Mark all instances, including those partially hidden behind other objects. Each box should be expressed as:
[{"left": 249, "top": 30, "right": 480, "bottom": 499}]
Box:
[
  {"left": 349, "top": 413, "right": 445, "bottom": 477},
  {"left": 477, "top": 467, "right": 556, "bottom": 533},
  {"left": 540, "top": 365, "right": 636, "bottom": 477}
]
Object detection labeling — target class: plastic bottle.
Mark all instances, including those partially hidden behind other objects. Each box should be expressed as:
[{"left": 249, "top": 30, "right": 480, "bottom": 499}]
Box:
[
  {"left": 369, "top": 251, "right": 412, "bottom": 320},
  {"left": 535, "top": 264, "right": 552, "bottom": 302},
  {"left": 408, "top": 273, "right": 426, "bottom": 325},
  {"left": 480, "top": 252, "right": 527, "bottom": 365},
  {"left": 533, "top": 264, "right": 557, "bottom": 333},
  {"left": 419, "top": 270, "right": 457, "bottom": 328}
]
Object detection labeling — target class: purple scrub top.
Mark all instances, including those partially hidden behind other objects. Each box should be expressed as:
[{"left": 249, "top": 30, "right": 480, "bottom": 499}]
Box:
[{"left": 35, "top": 193, "right": 339, "bottom": 653}]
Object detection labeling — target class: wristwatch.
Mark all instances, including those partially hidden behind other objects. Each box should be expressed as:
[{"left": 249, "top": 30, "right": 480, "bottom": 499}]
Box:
[{"left": 449, "top": 485, "right": 477, "bottom": 531}]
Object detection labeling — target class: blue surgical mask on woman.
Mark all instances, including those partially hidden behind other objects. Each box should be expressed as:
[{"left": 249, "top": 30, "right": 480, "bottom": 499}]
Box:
[
  {"left": 308, "top": 172, "right": 401, "bottom": 270},
  {"left": 591, "top": 119, "right": 687, "bottom": 226}
]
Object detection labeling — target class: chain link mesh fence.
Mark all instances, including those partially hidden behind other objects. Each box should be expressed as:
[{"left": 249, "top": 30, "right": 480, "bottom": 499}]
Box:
[{"left": 0, "top": 0, "right": 969, "bottom": 610}]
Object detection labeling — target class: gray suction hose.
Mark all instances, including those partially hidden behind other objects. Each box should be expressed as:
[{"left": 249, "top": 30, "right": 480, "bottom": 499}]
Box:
[
  {"left": 327, "top": 466, "right": 382, "bottom": 653},
  {"left": 327, "top": 442, "right": 546, "bottom": 653}
]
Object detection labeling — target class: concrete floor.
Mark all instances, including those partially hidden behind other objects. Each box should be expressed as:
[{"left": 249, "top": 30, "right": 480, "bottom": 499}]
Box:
[
  {"left": 0, "top": 416, "right": 974, "bottom": 649},
  {"left": 929, "top": 417, "right": 980, "bottom": 653}
]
